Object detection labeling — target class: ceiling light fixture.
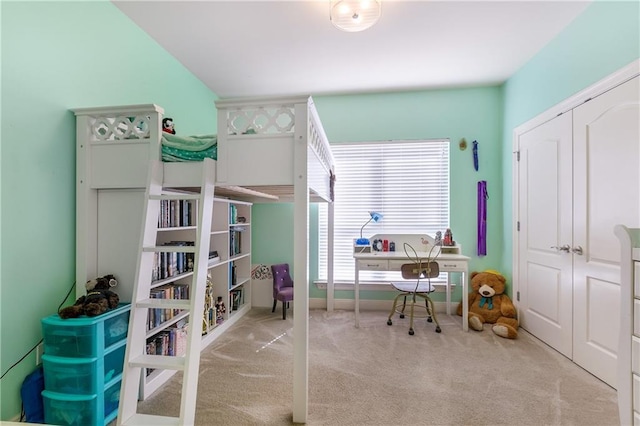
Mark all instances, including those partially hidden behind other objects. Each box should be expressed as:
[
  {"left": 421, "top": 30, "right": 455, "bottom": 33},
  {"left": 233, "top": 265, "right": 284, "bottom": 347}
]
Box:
[{"left": 330, "top": 0, "right": 381, "bottom": 33}]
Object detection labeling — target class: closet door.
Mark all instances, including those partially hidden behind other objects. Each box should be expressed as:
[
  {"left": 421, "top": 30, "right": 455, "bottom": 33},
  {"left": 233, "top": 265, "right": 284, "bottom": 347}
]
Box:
[
  {"left": 572, "top": 75, "right": 640, "bottom": 387},
  {"left": 517, "top": 112, "right": 573, "bottom": 358}
]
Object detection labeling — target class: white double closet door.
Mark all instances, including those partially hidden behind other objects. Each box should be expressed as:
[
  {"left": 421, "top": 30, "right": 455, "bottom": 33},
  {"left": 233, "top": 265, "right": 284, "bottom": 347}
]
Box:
[{"left": 516, "top": 74, "right": 639, "bottom": 388}]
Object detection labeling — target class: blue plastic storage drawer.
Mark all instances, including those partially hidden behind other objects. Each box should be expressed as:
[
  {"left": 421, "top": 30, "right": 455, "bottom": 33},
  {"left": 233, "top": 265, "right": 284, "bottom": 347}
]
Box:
[
  {"left": 42, "top": 355, "right": 101, "bottom": 394},
  {"left": 103, "top": 379, "right": 121, "bottom": 423},
  {"left": 41, "top": 304, "right": 130, "bottom": 358},
  {"left": 42, "top": 391, "right": 99, "bottom": 426},
  {"left": 42, "top": 343, "right": 125, "bottom": 394}
]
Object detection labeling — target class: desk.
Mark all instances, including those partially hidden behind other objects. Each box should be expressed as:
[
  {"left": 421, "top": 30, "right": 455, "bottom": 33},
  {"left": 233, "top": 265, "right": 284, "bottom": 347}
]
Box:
[{"left": 353, "top": 234, "right": 470, "bottom": 331}]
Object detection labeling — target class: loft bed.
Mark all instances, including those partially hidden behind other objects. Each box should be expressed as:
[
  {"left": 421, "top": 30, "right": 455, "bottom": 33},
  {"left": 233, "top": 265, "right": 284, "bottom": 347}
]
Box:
[
  {"left": 73, "top": 96, "right": 335, "bottom": 422},
  {"left": 74, "top": 96, "right": 335, "bottom": 202}
]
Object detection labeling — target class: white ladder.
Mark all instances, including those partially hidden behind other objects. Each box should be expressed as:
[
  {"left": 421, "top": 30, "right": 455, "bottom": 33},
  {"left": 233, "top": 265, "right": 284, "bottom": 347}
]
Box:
[{"left": 118, "top": 158, "right": 216, "bottom": 426}]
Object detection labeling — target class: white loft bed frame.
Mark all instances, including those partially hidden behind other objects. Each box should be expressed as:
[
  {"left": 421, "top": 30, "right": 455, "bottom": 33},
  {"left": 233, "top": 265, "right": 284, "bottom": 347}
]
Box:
[{"left": 73, "top": 96, "right": 335, "bottom": 423}]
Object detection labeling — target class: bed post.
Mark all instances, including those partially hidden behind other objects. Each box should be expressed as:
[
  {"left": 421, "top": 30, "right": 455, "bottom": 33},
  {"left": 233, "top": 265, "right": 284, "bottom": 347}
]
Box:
[
  {"left": 327, "top": 201, "right": 335, "bottom": 311},
  {"left": 292, "top": 99, "right": 310, "bottom": 423}
]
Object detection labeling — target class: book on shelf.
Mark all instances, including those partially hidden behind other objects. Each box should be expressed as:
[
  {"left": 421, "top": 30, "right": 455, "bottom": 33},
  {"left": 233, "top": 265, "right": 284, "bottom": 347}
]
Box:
[
  {"left": 151, "top": 241, "right": 195, "bottom": 282},
  {"left": 230, "top": 288, "right": 243, "bottom": 311},
  {"left": 229, "top": 229, "right": 243, "bottom": 257},
  {"left": 146, "top": 324, "right": 187, "bottom": 359},
  {"left": 158, "top": 199, "right": 195, "bottom": 228},
  {"left": 229, "top": 204, "right": 237, "bottom": 224},
  {"left": 147, "top": 283, "right": 189, "bottom": 330},
  {"left": 228, "top": 261, "right": 237, "bottom": 288}
]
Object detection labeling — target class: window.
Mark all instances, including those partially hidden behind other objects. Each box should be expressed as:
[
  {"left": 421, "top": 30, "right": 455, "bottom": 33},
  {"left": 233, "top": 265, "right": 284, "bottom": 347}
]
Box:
[{"left": 319, "top": 139, "right": 450, "bottom": 282}]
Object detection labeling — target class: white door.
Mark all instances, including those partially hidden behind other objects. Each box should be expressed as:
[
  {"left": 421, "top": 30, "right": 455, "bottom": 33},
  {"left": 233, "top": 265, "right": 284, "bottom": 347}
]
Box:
[
  {"left": 572, "top": 76, "right": 640, "bottom": 387},
  {"left": 517, "top": 112, "right": 573, "bottom": 358}
]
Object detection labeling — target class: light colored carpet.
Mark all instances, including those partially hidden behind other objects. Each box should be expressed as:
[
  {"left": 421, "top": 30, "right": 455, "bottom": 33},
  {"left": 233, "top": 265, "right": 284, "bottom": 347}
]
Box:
[{"left": 136, "top": 308, "right": 619, "bottom": 425}]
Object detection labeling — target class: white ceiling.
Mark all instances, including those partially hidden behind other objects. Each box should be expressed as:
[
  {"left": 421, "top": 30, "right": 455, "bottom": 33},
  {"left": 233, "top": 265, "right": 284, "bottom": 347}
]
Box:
[{"left": 113, "top": 0, "right": 592, "bottom": 98}]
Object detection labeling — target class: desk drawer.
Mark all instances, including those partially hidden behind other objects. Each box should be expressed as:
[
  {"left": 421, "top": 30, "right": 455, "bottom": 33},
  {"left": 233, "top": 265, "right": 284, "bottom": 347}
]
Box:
[
  {"left": 357, "top": 260, "right": 388, "bottom": 271},
  {"left": 438, "top": 260, "right": 466, "bottom": 271}
]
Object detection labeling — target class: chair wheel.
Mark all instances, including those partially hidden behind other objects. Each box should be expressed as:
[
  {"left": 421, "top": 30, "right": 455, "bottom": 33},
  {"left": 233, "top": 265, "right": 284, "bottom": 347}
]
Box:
[
  {"left": 400, "top": 314, "right": 405, "bottom": 319},
  {"left": 387, "top": 320, "right": 392, "bottom": 326},
  {"left": 409, "top": 329, "right": 414, "bottom": 335},
  {"left": 435, "top": 326, "right": 441, "bottom": 333},
  {"left": 427, "top": 317, "right": 433, "bottom": 323}
]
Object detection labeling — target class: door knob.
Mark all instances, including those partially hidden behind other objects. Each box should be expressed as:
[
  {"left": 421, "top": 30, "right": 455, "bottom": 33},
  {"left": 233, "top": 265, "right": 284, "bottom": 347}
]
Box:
[
  {"left": 572, "top": 246, "right": 583, "bottom": 255},
  {"left": 551, "top": 244, "right": 571, "bottom": 253}
]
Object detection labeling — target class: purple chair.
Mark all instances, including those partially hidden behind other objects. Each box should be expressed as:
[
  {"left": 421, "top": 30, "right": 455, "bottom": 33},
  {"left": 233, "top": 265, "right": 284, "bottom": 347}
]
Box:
[{"left": 271, "top": 263, "right": 294, "bottom": 320}]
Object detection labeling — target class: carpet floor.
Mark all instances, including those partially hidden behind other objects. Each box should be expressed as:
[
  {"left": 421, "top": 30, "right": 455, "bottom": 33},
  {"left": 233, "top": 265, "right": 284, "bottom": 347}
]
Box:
[{"left": 136, "top": 308, "right": 619, "bottom": 425}]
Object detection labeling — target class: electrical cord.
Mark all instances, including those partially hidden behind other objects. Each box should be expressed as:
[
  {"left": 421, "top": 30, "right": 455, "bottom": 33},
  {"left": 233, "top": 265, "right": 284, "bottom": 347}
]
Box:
[{"left": 0, "top": 281, "right": 76, "bottom": 380}]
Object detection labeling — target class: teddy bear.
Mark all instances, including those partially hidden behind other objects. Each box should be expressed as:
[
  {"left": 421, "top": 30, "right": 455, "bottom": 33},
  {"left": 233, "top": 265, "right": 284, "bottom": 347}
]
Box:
[
  {"left": 58, "top": 274, "right": 120, "bottom": 319},
  {"left": 457, "top": 270, "right": 519, "bottom": 339}
]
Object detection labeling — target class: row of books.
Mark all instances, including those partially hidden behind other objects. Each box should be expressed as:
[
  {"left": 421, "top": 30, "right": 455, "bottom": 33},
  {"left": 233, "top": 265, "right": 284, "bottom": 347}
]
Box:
[
  {"left": 145, "top": 323, "right": 188, "bottom": 376},
  {"left": 229, "top": 227, "right": 245, "bottom": 257},
  {"left": 148, "top": 284, "right": 189, "bottom": 330},
  {"left": 158, "top": 199, "right": 195, "bottom": 228},
  {"left": 229, "top": 261, "right": 237, "bottom": 289},
  {"left": 230, "top": 288, "right": 243, "bottom": 311},
  {"left": 152, "top": 241, "right": 195, "bottom": 282}
]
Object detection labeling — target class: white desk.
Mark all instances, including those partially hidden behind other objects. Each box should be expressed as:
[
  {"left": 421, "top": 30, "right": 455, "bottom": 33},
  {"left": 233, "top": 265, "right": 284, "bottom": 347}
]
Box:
[{"left": 353, "top": 234, "right": 470, "bottom": 331}]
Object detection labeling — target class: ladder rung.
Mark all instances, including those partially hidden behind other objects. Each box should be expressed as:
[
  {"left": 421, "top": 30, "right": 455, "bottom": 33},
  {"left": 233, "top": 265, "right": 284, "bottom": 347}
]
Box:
[
  {"left": 136, "top": 298, "right": 191, "bottom": 310},
  {"left": 121, "top": 413, "right": 180, "bottom": 426},
  {"left": 150, "top": 193, "right": 200, "bottom": 201},
  {"left": 129, "top": 354, "right": 185, "bottom": 370},
  {"left": 143, "top": 245, "right": 197, "bottom": 253}
]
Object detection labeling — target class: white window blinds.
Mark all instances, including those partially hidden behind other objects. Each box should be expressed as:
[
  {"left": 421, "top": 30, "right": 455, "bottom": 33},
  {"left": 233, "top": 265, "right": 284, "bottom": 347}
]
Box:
[{"left": 319, "top": 140, "right": 450, "bottom": 282}]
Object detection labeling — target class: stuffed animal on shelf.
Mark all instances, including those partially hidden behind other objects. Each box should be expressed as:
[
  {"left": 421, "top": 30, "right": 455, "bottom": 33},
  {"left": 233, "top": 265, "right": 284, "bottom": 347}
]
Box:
[
  {"left": 162, "top": 117, "right": 176, "bottom": 134},
  {"left": 58, "top": 274, "right": 120, "bottom": 319},
  {"left": 457, "top": 270, "right": 519, "bottom": 339}
]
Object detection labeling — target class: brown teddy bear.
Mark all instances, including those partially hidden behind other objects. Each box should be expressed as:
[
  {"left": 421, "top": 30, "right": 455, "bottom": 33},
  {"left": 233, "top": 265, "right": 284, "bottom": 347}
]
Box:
[
  {"left": 457, "top": 270, "right": 518, "bottom": 339},
  {"left": 58, "top": 274, "right": 120, "bottom": 319}
]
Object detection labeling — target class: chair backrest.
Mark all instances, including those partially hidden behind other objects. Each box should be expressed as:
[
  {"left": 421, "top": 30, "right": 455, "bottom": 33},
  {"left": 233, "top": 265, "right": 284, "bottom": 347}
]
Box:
[
  {"left": 400, "top": 262, "right": 439, "bottom": 280},
  {"left": 271, "top": 263, "right": 294, "bottom": 297}
]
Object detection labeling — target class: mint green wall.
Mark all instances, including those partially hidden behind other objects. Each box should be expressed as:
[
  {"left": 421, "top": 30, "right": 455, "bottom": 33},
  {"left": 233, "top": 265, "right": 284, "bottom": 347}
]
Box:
[
  {"left": 500, "top": 1, "right": 640, "bottom": 280},
  {"left": 0, "top": 2, "right": 217, "bottom": 419},
  {"left": 253, "top": 87, "right": 505, "bottom": 301},
  {"left": 252, "top": 202, "right": 320, "bottom": 294},
  {"left": 2, "top": 0, "right": 638, "bottom": 420}
]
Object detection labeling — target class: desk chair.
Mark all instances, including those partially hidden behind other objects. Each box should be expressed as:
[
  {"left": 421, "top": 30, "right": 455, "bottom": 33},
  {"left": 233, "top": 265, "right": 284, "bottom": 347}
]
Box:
[
  {"left": 271, "top": 263, "right": 293, "bottom": 320},
  {"left": 387, "top": 261, "right": 441, "bottom": 335}
]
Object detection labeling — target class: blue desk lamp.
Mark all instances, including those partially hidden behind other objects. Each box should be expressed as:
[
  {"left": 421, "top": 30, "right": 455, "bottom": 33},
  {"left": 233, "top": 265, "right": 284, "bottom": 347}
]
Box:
[{"left": 355, "top": 211, "right": 383, "bottom": 245}]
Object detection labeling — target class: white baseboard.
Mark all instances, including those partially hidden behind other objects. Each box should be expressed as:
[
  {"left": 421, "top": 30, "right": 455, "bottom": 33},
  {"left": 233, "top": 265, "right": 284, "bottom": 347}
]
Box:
[{"left": 310, "top": 297, "right": 455, "bottom": 313}]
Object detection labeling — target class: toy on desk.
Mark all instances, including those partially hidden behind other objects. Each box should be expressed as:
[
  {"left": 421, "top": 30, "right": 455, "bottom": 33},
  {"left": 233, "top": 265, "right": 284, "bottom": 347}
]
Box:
[
  {"left": 443, "top": 228, "right": 455, "bottom": 246},
  {"left": 58, "top": 274, "right": 119, "bottom": 319},
  {"left": 456, "top": 270, "right": 519, "bottom": 339},
  {"left": 434, "top": 231, "right": 442, "bottom": 246}
]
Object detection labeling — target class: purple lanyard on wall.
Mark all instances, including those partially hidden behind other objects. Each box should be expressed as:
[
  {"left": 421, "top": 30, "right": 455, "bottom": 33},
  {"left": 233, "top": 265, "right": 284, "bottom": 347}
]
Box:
[{"left": 477, "top": 180, "right": 488, "bottom": 256}]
